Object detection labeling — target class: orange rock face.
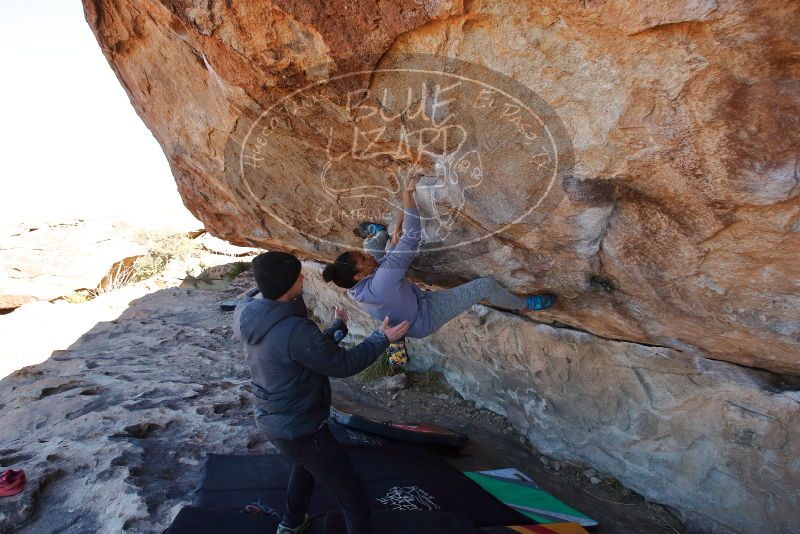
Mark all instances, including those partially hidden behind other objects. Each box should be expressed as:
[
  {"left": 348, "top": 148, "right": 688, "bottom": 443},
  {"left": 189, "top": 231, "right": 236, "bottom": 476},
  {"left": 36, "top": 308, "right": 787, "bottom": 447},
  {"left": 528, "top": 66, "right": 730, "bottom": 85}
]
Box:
[{"left": 83, "top": 0, "right": 800, "bottom": 374}]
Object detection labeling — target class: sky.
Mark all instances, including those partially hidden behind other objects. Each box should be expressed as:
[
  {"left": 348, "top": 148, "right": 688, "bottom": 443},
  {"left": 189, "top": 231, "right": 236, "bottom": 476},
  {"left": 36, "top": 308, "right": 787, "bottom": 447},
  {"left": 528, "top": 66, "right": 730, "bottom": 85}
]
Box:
[{"left": 0, "top": 1, "right": 194, "bottom": 225}]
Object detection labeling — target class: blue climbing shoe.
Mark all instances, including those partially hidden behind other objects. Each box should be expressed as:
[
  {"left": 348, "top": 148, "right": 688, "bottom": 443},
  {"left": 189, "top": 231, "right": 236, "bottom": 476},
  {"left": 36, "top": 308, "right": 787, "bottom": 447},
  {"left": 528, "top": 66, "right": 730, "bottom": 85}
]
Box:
[
  {"left": 527, "top": 293, "right": 556, "bottom": 311},
  {"left": 356, "top": 221, "right": 387, "bottom": 238}
]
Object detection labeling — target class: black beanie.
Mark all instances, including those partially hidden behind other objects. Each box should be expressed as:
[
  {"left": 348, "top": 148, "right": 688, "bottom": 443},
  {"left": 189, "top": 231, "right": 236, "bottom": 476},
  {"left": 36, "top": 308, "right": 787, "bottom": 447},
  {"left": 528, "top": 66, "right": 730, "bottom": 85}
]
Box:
[{"left": 252, "top": 251, "right": 302, "bottom": 300}]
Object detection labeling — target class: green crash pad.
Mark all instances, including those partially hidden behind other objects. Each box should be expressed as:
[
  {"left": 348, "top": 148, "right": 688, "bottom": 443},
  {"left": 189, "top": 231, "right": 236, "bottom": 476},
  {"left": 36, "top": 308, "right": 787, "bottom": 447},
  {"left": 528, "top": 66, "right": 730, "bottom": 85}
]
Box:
[{"left": 465, "top": 468, "right": 597, "bottom": 528}]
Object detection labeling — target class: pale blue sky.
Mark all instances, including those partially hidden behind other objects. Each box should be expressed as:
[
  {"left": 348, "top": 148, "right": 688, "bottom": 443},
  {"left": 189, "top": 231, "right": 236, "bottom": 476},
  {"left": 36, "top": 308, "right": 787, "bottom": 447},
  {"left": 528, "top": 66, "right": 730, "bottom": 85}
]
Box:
[{"left": 0, "top": 1, "right": 191, "bottom": 224}]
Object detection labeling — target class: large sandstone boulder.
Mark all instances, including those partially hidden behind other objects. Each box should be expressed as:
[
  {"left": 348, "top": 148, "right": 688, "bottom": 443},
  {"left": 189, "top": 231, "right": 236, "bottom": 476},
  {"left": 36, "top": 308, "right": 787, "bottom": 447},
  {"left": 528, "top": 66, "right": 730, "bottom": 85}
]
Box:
[
  {"left": 78, "top": 1, "right": 800, "bottom": 531},
  {"left": 82, "top": 0, "right": 800, "bottom": 375}
]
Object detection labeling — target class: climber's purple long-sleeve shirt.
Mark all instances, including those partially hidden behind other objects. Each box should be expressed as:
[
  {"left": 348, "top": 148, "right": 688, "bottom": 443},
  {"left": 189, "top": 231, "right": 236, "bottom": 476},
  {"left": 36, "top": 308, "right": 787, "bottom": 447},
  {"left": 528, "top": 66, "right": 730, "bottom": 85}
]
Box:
[{"left": 347, "top": 208, "right": 435, "bottom": 339}]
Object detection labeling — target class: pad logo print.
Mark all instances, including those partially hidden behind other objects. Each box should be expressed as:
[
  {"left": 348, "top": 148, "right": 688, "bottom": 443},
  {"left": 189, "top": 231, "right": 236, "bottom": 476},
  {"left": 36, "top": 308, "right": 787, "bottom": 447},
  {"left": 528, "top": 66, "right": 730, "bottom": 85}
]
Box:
[
  {"left": 344, "top": 428, "right": 385, "bottom": 446},
  {"left": 376, "top": 485, "right": 441, "bottom": 511}
]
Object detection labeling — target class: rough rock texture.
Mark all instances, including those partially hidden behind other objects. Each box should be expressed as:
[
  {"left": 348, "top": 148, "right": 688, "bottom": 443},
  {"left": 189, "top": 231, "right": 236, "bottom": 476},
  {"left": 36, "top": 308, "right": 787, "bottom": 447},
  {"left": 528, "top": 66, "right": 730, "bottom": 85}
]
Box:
[
  {"left": 0, "top": 287, "right": 265, "bottom": 533},
  {"left": 77, "top": 1, "right": 800, "bottom": 531},
  {"left": 0, "top": 219, "right": 146, "bottom": 310},
  {"left": 83, "top": 0, "right": 800, "bottom": 375},
  {"left": 302, "top": 263, "right": 800, "bottom": 533}
]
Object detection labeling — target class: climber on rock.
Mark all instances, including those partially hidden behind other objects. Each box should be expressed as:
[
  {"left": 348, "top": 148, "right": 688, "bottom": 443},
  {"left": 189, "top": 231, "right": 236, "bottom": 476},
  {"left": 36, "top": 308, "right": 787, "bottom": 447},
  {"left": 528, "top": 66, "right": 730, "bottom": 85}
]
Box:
[
  {"left": 233, "top": 251, "right": 409, "bottom": 534},
  {"left": 322, "top": 173, "right": 556, "bottom": 369}
]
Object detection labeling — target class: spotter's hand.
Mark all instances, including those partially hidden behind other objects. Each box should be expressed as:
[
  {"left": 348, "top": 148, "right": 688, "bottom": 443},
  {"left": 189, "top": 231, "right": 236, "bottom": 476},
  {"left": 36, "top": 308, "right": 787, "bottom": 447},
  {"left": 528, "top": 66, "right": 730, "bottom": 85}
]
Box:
[
  {"left": 334, "top": 307, "right": 349, "bottom": 324},
  {"left": 380, "top": 316, "right": 410, "bottom": 342}
]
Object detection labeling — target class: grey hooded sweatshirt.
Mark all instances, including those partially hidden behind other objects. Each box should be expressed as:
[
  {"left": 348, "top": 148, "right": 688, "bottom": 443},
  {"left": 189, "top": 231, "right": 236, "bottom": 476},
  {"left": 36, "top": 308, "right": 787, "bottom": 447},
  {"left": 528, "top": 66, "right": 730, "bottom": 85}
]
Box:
[{"left": 233, "top": 294, "right": 389, "bottom": 440}]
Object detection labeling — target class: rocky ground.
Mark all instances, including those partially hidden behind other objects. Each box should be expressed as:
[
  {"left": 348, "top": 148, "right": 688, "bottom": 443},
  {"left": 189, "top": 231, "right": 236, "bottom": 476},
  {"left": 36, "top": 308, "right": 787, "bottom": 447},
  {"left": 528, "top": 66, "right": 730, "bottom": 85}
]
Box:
[{"left": 0, "top": 271, "right": 684, "bottom": 533}]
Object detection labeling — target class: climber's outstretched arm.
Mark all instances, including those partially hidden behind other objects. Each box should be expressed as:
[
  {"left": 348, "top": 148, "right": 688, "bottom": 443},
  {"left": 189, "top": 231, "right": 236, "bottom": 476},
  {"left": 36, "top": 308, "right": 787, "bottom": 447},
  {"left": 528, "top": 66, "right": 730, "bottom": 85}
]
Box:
[
  {"left": 391, "top": 174, "right": 419, "bottom": 244},
  {"left": 373, "top": 175, "right": 421, "bottom": 283},
  {"left": 403, "top": 174, "right": 420, "bottom": 210},
  {"left": 391, "top": 205, "right": 404, "bottom": 245}
]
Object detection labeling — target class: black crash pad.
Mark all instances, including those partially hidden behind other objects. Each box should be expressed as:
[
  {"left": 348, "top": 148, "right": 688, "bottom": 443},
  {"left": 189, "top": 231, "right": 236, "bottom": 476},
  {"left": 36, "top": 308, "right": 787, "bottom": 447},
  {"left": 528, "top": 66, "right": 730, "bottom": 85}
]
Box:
[
  {"left": 193, "top": 450, "right": 529, "bottom": 527},
  {"left": 197, "top": 446, "right": 458, "bottom": 491},
  {"left": 165, "top": 506, "right": 478, "bottom": 534},
  {"left": 330, "top": 407, "right": 469, "bottom": 448},
  {"left": 323, "top": 509, "right": 477, "bottom": 534},
  {"left": 326, "top": 420, "right": 429, "bottom": 454},
  {"left": 164, "top": 506, "right": 279, "bottom": 534}
]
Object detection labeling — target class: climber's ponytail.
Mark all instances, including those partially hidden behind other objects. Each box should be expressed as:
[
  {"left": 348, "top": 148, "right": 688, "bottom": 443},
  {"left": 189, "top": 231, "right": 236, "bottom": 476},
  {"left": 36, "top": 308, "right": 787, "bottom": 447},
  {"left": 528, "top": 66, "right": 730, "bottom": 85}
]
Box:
[{"left": 322, "top": 252, "right": 359, "bottom": 289}]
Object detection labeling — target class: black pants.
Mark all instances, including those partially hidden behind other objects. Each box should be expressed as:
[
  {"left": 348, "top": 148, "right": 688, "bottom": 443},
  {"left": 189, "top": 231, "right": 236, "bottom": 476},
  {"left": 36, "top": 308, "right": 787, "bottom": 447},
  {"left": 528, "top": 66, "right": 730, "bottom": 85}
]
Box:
[{"left": 272, "top": 424, "right": 373, "bottom": 533}]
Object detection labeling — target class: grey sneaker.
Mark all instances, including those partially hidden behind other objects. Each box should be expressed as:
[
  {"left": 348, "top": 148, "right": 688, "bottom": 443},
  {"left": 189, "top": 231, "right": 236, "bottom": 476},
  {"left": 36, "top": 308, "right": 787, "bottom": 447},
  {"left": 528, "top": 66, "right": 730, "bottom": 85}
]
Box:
[{"left": 276, "top": 514, "right": 311, "bottom": 534}]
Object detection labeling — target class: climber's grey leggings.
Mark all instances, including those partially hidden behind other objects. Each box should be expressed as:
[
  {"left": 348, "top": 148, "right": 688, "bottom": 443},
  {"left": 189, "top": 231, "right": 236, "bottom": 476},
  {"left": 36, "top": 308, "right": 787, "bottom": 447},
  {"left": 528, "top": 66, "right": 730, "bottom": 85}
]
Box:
[
  {"left": 363, "top": 231, "right": 526, "bottom": 332},
  {"left": 427, "top": 278, "right": 527, "bottom": 331}
]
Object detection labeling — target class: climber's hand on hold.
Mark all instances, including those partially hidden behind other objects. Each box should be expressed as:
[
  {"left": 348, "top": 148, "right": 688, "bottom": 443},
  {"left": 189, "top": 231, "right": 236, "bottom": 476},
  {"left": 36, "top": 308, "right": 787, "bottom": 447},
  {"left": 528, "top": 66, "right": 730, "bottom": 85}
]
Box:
[
  {"left": 380, "top": 316, "right": 410, "bottom": 342},
  {"left": 402, "top": 173, "right": 421, "bottom": 210},
  {"left": 405, "top": 173, "right": 422, "bottom": 193}
]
